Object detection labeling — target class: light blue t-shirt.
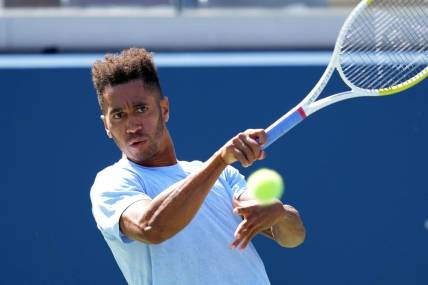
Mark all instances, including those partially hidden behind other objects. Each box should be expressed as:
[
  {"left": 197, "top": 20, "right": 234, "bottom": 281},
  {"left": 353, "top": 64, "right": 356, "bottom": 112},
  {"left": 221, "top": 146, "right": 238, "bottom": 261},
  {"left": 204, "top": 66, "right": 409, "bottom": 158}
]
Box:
[{"left": 90, "top": 157, "right": 271, "bottom": 285}]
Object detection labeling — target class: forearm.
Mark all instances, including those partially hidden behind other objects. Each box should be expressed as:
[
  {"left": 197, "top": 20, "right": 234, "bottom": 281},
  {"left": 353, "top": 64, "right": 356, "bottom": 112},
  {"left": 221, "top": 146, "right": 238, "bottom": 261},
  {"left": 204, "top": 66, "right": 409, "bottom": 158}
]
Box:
[{"left": 139, "top": 151, "right": 227, "bottom": 242}]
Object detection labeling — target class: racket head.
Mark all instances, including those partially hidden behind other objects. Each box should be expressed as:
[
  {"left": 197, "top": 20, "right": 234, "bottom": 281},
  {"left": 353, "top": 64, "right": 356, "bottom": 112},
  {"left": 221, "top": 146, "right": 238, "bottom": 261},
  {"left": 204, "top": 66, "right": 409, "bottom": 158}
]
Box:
[{"left": 334, "top": 0, "right": 428, "bottom": 96}]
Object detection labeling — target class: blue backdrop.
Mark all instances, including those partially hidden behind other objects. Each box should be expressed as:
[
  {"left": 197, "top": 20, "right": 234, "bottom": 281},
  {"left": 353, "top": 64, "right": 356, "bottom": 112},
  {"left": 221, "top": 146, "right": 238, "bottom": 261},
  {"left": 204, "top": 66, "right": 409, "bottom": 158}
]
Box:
[{"left": 1, "top": 53, "right": 427, "bottom": 285}]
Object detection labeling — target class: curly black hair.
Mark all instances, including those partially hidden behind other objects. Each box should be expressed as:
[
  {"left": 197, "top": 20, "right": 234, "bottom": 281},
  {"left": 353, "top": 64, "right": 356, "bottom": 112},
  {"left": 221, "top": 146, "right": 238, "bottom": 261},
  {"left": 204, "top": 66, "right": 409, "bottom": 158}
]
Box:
[{"left": 91, "top": 48, "right": 163, "bottom": 112}]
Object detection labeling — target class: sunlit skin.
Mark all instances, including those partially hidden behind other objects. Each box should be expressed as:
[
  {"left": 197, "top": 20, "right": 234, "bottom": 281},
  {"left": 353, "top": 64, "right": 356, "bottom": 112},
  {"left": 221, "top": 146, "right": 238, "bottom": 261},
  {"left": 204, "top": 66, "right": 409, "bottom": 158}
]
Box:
[{"left": 101, "top": 80, "right": 176, "bottom": 167}]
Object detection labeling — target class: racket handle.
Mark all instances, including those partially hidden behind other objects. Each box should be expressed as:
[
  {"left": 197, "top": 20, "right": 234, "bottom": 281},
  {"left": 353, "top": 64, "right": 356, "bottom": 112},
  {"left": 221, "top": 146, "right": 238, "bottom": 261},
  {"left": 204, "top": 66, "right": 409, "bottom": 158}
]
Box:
[{"left": 263, "top": 107, "right": 306, "bottom": 149}]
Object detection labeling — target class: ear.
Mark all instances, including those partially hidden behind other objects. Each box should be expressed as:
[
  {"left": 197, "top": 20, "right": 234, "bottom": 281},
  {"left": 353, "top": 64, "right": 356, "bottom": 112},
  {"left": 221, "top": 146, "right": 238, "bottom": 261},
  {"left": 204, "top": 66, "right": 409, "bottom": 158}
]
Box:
[
  {"left": 160, "top": 97, "right": 170, "bottom": 123},
  {"left": 100, "top": 114, "right": 112, "bottom": 138}
]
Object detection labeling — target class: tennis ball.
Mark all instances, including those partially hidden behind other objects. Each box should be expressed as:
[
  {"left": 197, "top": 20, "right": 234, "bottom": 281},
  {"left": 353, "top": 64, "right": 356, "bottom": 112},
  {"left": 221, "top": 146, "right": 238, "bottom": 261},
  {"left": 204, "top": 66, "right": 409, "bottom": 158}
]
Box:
[{"left": 247, "top": 168, "right": 284, "bottom": 203}]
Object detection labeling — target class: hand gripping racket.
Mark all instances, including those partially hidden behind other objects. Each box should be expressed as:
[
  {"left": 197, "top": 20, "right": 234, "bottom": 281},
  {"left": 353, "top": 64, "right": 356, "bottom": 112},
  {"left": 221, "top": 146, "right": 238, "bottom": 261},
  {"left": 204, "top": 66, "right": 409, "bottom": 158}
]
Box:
[{"left": 263, "top": 0, "right": 428, "bottom": 149}]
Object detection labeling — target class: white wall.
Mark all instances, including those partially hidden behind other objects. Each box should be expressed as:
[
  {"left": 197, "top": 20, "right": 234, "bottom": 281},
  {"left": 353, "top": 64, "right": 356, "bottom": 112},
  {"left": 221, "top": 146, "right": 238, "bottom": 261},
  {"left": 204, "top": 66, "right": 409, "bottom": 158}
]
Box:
[{"left": 0, "top": 7, "right": 352, "bottom": 51}]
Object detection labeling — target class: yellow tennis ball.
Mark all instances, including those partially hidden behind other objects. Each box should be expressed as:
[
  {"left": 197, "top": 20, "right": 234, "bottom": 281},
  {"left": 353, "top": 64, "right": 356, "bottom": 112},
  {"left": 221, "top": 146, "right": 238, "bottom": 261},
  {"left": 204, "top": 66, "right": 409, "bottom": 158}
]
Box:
[{"left": 247, "top": 168, "right": 284, "bottom": 203}]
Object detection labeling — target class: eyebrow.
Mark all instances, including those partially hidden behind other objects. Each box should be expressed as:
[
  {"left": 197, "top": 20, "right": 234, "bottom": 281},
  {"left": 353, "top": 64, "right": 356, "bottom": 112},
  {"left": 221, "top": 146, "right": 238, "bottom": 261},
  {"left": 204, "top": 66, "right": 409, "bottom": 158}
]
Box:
[
  {"left": 109, "top": 102, "right": 148, "bottom": 114},
  {"left": 110, "top": 107, "right": 122, "bottom": 113},
  {"left": 134, "top": 103, "right": 148, "bottom": 108}
]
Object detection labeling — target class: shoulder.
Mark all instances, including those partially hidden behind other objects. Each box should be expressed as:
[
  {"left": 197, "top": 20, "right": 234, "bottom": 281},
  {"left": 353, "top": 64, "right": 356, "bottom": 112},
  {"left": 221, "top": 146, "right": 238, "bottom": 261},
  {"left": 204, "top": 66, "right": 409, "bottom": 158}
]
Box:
[
  {"left": 178, "top": 160, "right": 204, "bottom": 174},
  {"left": 95, "top": 160, "right": 138, "bottom": 184},
  {"left": 178, "top": 160, "right": 242, "bottom": 177},
  {"left": 90, "top": 159, "right": 143, "bottom": 198}
]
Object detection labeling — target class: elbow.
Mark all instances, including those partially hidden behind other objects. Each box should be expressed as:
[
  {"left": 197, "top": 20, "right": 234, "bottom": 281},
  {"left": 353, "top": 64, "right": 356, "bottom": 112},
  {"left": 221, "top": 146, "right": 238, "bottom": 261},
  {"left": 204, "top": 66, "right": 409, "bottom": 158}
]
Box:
[
  {"left": 120, "top": 207, "right": 177, "bottom": 244},
  {"left": 278, "top": 226, "right": 306, "bottom": 248},
  {"left": 277, "top": 205, "right": 306, "bottom": 248},
  {"left": 142, "top": 229, "right": 164, "bottom": 244},
  {"left": 136, "top": 223, "right": 176, "bottom": 245},
  {"left": 135, "top": 226, "right": 164, "bottom": 244},
  {"left": 280, "top": 230, "right": 306, "bottom": 248}
]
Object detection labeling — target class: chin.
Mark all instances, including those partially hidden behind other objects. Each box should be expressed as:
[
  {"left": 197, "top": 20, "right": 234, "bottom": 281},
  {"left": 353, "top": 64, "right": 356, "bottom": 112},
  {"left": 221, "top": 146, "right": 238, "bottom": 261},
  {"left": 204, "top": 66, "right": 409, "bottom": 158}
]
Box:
[
  {"left": 128, "top": 149, "right": 157, "bottom": 164},
  {"left": 128, "top": 152, "right": 147, "bottom": 163}
]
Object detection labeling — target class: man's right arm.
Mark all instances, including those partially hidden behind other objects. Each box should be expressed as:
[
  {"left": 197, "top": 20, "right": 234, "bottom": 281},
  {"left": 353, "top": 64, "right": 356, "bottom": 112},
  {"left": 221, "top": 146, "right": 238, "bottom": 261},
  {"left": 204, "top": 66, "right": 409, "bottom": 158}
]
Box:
[{"left": 120, "top": 129, "right": 267, "bottom": 244}]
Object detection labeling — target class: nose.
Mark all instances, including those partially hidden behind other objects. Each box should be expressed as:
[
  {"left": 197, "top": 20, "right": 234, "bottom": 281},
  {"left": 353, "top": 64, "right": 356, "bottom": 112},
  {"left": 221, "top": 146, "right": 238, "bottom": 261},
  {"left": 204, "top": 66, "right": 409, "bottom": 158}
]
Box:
[{"left": 126, "top": 115, "right": 143, "bottom": 134}]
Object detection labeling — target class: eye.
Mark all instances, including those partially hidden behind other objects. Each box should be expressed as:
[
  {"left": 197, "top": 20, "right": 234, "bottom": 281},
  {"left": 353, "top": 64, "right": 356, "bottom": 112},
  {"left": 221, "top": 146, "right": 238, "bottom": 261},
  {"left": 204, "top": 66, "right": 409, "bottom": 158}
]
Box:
[
  {"left": 112, "top": 112, "right": 124, "bottom": 120},
  {"left": 136, "top": 105, "right": 148, "bottom": 113}
]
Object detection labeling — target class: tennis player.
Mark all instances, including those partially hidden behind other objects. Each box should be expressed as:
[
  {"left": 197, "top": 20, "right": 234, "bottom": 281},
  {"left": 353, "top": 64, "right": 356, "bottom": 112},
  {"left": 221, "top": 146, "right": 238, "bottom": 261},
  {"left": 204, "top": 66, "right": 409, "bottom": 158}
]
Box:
[{"left": 90, "top": 48, "right": 305, "bottom": 285}]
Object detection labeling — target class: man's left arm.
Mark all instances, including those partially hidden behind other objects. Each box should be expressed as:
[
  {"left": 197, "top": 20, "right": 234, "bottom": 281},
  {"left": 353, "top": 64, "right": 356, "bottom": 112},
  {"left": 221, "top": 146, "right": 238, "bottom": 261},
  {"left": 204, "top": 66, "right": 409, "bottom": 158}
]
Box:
[{"left": 231, "top": 191, "right": 306, "bottom": 250}]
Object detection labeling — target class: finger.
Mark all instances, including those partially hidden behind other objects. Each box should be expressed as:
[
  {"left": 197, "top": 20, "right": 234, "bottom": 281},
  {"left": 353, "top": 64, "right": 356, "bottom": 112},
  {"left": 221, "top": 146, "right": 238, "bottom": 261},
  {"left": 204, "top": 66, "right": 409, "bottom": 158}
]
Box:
[
  {"left": 233, "top": 222, "right": 258, "bottom": 251},
  {"left": 231, "top": 147, "right": 250, "bottom": 167},
  {"left": 239, "top": 229, "right": 258, "bottom": 251},
  {"left": 231, "top": 232, "right": 246, "bottom": 250},
  {"left": 233, "top": 204, "right": 259, "bottom": 216},
  {"left": 240, "top": 133, "right": 262, "bottom": 163},
  {"left": 234, "top": 198, "right": 258, "bottom": 208},
  {"left": 231, "top": 220, "right": 248, "bottom": 248},
  {"left": 231, "top": 232, "right": 244, "bottom": 249},
  {"left": 233, "top": 219, "right": 248, "bottom": 238},
  {"left": 235, "top": 208, "right": 272, "bottom": 235},
  {"left": 232, "top": 220, "right": 255, "bottom": 249},
  {"left": 235, "top": 134, "right": 256, "bottom": 164},
  {"left": 232, "top": 198, "right": 241, "bottom": 208},
  {"left": 247, "top": 129, "right": 267, "bottom": 146},
  {"left": 236, "top": 220, "right": 256, "bottom": 240},
  {"left": 230, "top": 237, "right": 241, "bottom": 249},
  {"left": 233, "top": 216, "right": 256, "bottom": 235},
  {"left": 258, "top": 150, "right": 266, "bottom": 160}
]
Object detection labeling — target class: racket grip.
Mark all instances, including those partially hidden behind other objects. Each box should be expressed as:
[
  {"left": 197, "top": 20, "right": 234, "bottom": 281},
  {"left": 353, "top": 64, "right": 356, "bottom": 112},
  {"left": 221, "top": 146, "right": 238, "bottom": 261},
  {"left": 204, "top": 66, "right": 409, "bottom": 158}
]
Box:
[{"left": 263, "top": 107, "right": 306, "bottom": 149}]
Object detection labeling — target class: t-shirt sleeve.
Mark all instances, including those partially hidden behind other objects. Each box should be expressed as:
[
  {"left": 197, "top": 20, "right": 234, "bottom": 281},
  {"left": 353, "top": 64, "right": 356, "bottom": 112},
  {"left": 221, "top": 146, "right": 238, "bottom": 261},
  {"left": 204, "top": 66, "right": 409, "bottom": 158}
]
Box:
[
  {"left": 90, "top": 167, "right": 150, "bottom": 243},
  {"left": 223, "top": 165, "right": 248, "bottom": 200}
]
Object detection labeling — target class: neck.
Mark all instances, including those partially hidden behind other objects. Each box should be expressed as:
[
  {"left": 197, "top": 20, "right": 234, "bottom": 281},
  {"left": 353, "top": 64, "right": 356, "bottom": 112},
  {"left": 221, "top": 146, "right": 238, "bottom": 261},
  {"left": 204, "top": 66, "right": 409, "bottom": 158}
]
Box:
[
  {"left": 158, "top": 128, "right": 178, "bottom": 165},
  {"left": 134, "top": 128, "right": 177, "bottom": 167}
]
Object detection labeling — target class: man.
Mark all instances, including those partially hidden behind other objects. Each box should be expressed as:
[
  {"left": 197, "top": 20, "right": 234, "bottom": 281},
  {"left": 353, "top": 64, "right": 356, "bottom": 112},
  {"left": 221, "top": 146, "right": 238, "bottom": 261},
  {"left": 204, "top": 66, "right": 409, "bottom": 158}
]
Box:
[{"left": 90, "top": 48, "right": 305, "bottom": 285}]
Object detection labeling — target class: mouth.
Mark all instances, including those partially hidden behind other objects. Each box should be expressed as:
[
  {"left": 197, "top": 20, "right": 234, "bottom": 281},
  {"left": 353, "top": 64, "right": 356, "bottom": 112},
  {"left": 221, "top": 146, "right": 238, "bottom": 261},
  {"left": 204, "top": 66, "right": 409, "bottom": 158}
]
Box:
[{"left": 129, "top": 138, "right": 148, "bottom": 147}]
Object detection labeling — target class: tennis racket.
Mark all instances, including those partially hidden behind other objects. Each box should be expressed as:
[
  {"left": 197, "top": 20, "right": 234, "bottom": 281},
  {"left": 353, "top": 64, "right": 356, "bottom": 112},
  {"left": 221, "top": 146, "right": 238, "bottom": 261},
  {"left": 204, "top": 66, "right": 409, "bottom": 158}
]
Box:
[{"left": 263, "top": 0, "right": 428, "bottom": 149}]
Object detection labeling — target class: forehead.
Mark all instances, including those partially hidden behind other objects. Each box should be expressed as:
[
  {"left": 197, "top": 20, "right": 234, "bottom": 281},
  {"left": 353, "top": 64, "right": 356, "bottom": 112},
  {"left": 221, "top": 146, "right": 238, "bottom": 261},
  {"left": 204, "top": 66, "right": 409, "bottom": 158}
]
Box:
[{"left": 103, "top": 80, "right": 157, "bottom": 109}]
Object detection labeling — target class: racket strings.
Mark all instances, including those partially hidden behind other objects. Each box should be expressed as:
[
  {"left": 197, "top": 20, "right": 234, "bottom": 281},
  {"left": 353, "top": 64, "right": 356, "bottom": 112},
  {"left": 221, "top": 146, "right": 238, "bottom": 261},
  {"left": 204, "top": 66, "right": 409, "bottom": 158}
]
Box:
[
  {"left": 374, "top": 2, "right": 428, "bottom": 88},
  {"left": 339, "top": 0, "right": 428, "bottom": 91},
  {"left": 340, "top": 10, "right": 403, "bottom": 87},
  {"left": 342, "top": 5, "right": 425, "bottom": 88},
  {"left": 343, "top": 5, "right": 427, "bottom": 89}
]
